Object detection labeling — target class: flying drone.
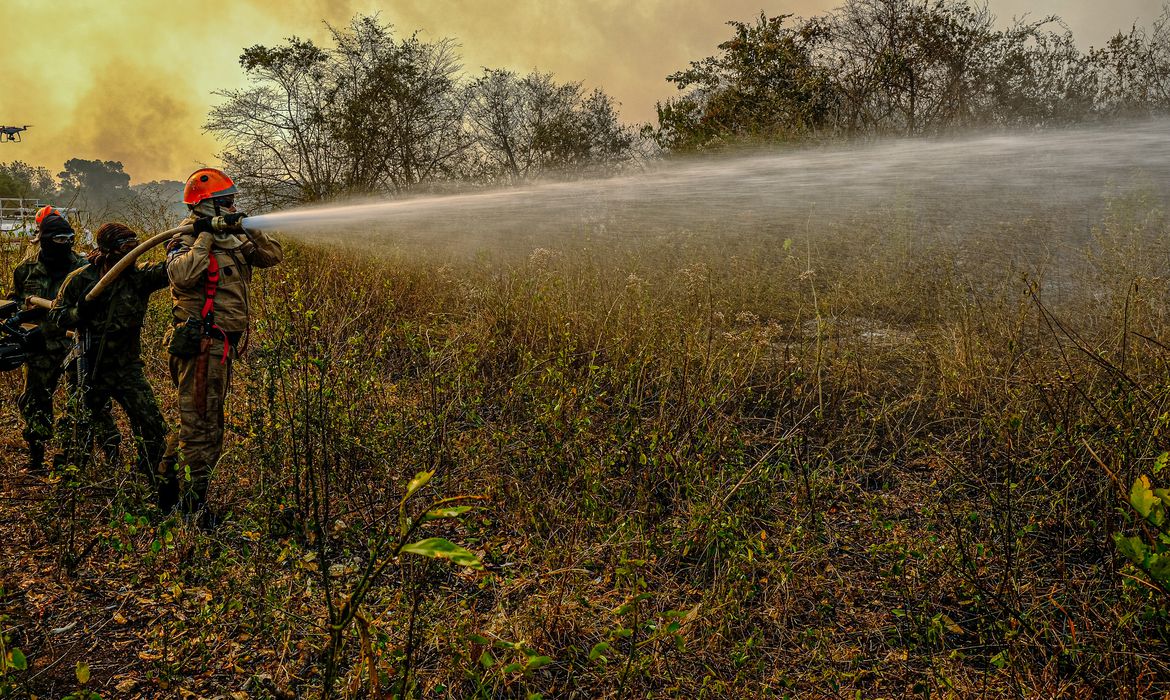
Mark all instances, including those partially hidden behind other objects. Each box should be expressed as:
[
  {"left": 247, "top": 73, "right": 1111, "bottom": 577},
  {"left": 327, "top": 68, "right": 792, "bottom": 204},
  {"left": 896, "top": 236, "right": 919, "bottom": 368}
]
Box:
[{"left": 0, "top": 126, "right": 31, "bottom": 142}]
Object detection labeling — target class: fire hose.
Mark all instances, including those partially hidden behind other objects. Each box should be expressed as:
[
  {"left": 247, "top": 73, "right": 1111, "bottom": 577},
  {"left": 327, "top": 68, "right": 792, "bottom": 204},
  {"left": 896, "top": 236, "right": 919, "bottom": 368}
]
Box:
[
  {"left": 0, "top": 218, "right": 249, "bottom": 374},
  {"left": 84, "top": 215, "right": 248, "bottom": 302},
  {"left": 84, "top": 226, "right": 187, "bottom": 301}
]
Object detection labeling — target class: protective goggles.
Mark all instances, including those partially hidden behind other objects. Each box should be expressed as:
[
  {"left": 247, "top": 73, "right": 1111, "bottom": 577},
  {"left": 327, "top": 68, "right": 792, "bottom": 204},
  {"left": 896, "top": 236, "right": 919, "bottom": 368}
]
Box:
[
  {"left": 41, "top": 231, "right": 76, "bottom": 244},
  {"left": 213, "top": 195, "right": 236, "bottom": 209},
  {"left": 102, "top": 233, "right": 139, "bottom": 251}
]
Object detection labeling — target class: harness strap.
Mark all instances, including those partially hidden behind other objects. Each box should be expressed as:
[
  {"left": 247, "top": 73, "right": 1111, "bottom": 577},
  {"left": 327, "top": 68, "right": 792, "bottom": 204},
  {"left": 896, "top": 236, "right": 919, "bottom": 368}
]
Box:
[
  {"left": 201, "top": 255, "right": 219, "bottom": 319},
  {"left": 200, "top": 254, "right": 229, "bottom": 364}
]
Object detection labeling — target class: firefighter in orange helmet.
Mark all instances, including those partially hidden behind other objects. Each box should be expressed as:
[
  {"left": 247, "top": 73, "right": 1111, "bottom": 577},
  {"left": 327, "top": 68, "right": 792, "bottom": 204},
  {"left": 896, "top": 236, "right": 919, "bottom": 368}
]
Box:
[{"left": 160, "top": 169, "right": 282, "bottom": 525}]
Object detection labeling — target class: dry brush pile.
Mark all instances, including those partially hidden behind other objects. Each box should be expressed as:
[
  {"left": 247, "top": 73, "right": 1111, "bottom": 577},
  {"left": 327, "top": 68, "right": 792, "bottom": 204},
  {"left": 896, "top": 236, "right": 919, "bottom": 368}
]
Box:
[{"left": 2, "top": 189, "right": 1170, "bottom": 698}]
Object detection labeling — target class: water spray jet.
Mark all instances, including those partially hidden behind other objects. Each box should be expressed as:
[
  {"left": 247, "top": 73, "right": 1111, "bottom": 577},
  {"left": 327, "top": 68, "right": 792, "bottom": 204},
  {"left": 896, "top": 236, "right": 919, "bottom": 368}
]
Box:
[{"left": 234, "top": 120, "right": 1170, "bottom": 261}]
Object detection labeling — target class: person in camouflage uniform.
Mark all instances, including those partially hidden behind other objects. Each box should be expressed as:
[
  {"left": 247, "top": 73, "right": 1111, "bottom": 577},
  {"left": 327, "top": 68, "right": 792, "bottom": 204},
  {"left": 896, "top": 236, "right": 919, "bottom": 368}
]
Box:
[
  {"left": 10, "top": 207, "right": 118, "bottom": 472},
  {"left": 162, "top": 168, "right": 282, "bottom": 524},
  {"left": 50, "top": 222, "right": 169, "bottom": 502}
]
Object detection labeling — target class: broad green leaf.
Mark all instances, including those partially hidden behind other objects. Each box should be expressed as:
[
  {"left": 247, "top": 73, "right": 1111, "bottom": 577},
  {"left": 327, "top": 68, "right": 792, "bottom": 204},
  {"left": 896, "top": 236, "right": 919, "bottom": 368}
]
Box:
[
  {"left": 422, "top": 506, "right": 473, "bottom": 523},
  {"left": 403, "top": 471, "right": 434, "bottom": 501},
  {"left": 501, "top": 662, "right": 523, "bottom": 674},
  {"left": 1130, "top": 477, "right": 1159, "bottom": 519},
  {"left": 1115, "top": 534, "right": 1148, "bottom": 565},
  {"left": 76, "top": 661, "right": 90, "bottom": 684},
  {"left": 589, "top": 642, "right": 611, "bottom": 661},
  {"left": 1156, "top": 452, "right": 1169, "bottom": 475},
  {"left": 478, "top": 650, "right": 495, "bottom": 670},
  {"left": 10, "top": 648, "right": 27, "bottom": 671},
  {"left": 524, "top": 655, "right": 553, "bottom": 672},
  {"left": 1147, "top": 554, "right": 1170, "bottom": 584},
  {"left": 401, "top": 538, "right": 484, "bottom": 570}
]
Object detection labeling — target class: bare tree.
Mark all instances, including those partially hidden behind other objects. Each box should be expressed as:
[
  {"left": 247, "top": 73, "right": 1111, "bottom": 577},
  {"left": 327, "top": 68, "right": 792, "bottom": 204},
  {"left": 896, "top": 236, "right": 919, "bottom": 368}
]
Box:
[
  {"left": 208, "top": 37, "right": 338, "bottom": 208},
  {"left": 468, "top": 70, "right": 637, "bottom": 181},
  {"left": 327, "top": 17, "right": 471, "bottom": 193}
]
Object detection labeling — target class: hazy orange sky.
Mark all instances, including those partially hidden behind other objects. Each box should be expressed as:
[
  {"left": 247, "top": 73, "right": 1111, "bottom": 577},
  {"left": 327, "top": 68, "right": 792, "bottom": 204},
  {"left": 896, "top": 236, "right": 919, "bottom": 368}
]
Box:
[{"left": 1, "top": 0, "right": 1162, "bottom": 182}]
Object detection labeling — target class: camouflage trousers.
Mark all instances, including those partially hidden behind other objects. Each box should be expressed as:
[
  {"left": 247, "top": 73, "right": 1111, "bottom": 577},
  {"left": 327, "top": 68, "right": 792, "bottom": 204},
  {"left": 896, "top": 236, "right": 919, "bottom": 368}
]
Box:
[
  {"left": 161, "top": 344, "right": 234, "bottom": 513},
  {"left": 19, "top": 353, "right": 119, "bottom": 454},
  {"left": 64, "top": 359, "right": 167, "bottom": 484}
]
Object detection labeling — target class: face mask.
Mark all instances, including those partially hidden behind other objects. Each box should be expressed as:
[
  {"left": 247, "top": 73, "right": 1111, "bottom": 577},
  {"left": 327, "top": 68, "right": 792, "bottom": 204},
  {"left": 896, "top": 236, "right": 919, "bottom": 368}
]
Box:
[
  {"left": 213, "top": 232, "right": 245, "bottom": 250},
  {"left": 39, "top": 240, "right": 72, "bottom": 266},
  {"left": 104, "top": 238, "right": 139, "bottom": 264},
  {"left": 191, "top": 196, "right": 237, "bottom": 220}
]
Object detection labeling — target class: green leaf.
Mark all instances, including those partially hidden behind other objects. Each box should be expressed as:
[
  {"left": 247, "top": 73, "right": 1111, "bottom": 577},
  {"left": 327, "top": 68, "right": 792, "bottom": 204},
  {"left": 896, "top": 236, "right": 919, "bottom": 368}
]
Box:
[
  {"left": 401, "top": 538, "right": 484, "bottom": 570},
  {"left": 989, "top": 650, "right": 1008, "bottom": 669},
  {"left": 501, "top": 662, "right": 523, "bottom": 674},
  {"left": 10, "top": 648, "right": 27, "bottom": 671},
  {"left": 1154, "top": 452, "right": 1168, "bottom": 475},
  {"left": 524, "top": 655, "right": 553, "bottom": 672},
  {"left": 589, "top": 642, "right": 611, "bottom": 661},
  {"left": 1115, "top": 534, "right": 1148, "bottom": 565},
  {"left": 422, "top": 506, "right": 473, "bottom": 523},
  {"left": 76, "top": 661, "right": 90, "bottom": 684},
  {"left": 1147, "top": 554, "right": 1170, "bottom": 585},
  {"left": 403, "top": 471, "right": 434, "bottom": 501},
  {"left": 478, "top": 650, "right": 496, "bottom": 670},
  {"left": 1130, "top": 476, "right": 1159, "bottom": 519}
]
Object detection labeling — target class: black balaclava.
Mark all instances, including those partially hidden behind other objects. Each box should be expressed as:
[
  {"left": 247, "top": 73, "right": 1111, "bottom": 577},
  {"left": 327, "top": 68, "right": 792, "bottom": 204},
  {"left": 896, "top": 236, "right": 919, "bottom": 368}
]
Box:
[{"left": 36, "top": 214, "right": 76, "bottom": 272}]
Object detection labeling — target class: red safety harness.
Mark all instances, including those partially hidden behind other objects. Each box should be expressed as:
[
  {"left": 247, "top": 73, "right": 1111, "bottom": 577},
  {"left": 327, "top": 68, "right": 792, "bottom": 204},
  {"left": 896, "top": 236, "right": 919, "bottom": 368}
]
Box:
[{"left": 202, "top": 255, "right": 230, "bottom": 363}]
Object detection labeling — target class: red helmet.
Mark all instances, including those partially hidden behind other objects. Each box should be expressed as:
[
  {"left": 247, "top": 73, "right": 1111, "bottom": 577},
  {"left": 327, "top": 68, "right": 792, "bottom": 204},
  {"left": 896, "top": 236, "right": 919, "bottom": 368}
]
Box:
[
  {"left": 34, "top": 205, "right": 62, "bottom": 227},
  {"left": 183, "top": 168, "right": 239, "bottom": 206}
]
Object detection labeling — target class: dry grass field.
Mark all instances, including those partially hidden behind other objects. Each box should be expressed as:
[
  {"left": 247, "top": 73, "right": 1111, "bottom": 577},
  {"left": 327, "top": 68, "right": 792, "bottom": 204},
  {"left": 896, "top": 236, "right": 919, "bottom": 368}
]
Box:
[{"left": 2, "top": 185, "right": 1169, "bottom": 698}]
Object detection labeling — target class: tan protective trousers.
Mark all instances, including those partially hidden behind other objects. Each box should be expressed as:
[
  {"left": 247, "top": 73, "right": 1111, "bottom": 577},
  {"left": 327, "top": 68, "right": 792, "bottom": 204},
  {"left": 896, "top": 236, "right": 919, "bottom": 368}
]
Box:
[{"left": 161, "top": 344, "right": 233, "bottom": 512}]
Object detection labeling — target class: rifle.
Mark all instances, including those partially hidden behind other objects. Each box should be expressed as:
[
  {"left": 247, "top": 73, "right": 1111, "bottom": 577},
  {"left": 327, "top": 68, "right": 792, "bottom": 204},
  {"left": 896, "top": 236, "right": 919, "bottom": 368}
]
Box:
[{"left": 0, "top": 300, "right": 35, "bottom": 371}]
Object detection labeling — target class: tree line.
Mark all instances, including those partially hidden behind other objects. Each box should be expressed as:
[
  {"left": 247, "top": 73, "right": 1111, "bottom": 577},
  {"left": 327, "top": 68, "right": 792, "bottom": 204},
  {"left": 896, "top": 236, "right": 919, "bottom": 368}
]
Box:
[
  {"left": 653, "top": 0, "right": 1170, "bottom": 150},
  {"left": 0, "top": 158, "right": 185, "bottom": 234},
  {"left": 4, "top": 1, "right": 1169, "bottom": 211},
  {"left": 206, "top": 15, "right": 641, "bottom": 208}
]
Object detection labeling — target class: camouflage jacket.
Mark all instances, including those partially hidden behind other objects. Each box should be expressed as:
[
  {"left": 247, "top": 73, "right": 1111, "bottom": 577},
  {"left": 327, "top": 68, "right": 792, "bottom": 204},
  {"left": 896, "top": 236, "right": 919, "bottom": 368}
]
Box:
[
  {"left": 9, "top": 250, "right": 88, "bottom": 356},
  {"left": 50, "top": 261, "right": 169, "bottom": 368},
  {"left": 167, "top": 217, "right": 283, "bottom": 334}
]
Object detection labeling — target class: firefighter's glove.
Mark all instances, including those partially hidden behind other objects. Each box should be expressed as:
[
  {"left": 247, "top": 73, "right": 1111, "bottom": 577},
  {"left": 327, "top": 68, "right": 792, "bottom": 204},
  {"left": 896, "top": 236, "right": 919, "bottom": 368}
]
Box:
[
  {"left": 23, "top": 326, "right": 46, "bottom": 353},
  {"left": 221, "top": 212, "right": 247, "bottom": 230},
  {"left": 192, "top": 217, "right": 216, "bottom": 236}
]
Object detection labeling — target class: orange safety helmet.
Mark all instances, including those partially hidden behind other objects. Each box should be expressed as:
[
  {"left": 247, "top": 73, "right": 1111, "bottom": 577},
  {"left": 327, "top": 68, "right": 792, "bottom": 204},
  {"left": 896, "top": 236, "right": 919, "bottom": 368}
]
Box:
[
  {"left": 182, "top": 168, "right": 239, "bottom": 206},
  {"left": 34, "top": 205, "right": 62, "bottom": 228}
]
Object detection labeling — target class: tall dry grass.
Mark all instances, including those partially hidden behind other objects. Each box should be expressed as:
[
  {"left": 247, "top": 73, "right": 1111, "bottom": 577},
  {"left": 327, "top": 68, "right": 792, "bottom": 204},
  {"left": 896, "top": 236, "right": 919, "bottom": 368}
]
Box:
[{"left": 4, "top": 188, "right": 1170, "bottom": 697}]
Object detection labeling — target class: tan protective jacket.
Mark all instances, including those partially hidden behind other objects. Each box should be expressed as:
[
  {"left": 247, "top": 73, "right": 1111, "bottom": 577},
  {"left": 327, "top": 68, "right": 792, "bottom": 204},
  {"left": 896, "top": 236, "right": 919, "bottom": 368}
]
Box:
[{"left": 167, "top": 218, "right": 283, "bottom": 334}]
